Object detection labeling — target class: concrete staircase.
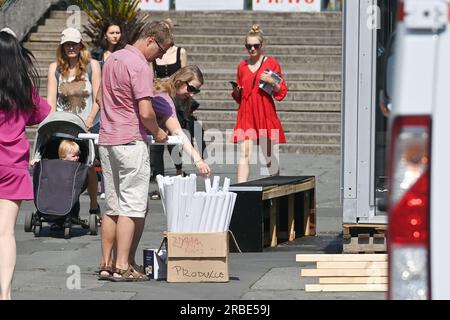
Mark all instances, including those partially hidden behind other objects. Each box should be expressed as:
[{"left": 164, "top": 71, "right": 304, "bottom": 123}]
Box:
[{"left": 24, "top": 9, "right": 342, "bottom": 155}]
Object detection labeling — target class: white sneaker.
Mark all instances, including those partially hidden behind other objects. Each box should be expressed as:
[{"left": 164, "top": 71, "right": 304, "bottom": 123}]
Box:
[{"left": 100, "top": 193, "right": 106, "bottom": 200}]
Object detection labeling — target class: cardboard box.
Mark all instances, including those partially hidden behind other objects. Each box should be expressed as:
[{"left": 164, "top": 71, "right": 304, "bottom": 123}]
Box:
[{"left": 167, "top": 232, "right": 229, "bottom": 283}]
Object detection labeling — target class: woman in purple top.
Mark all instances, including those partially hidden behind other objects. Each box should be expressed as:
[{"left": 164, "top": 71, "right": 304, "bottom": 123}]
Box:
[
  {"left": 0, "top": 29, "right": 51, "bottom": 299},
  {"left": 152, "top": 65, "right": 210, "bottom": 176}
]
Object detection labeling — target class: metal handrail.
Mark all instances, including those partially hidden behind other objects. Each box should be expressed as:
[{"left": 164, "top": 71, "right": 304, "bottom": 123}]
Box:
[
  {"left": 0, "top": 0, "right": 55, "bottom": 41},
  {"left": 0, "top": 0, "right": 18, "bottom": 12}
]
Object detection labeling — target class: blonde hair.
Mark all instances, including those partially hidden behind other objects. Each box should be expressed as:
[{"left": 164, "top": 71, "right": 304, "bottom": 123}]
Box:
[
  {"left": 164, "top": 18, "right": 174, "bottom": 31},
  {"left": 58, "top": 140, "right": 80, "bottom": 160},
  {"left": 246, "top": 24, "right": 264, "bottom": 44},
  {"left": 163, "top": 18, "right": 175, "bottom": 46},
  {"left": 154, "top": 65, "right": 204, "bottom": 114},
  {"left": 56, "top": 40, "right": 91, "bottom": 81}
]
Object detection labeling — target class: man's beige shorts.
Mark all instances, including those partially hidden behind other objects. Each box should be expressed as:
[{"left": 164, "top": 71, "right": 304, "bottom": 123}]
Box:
[{"left": 99, "top": 141, "right": 149, "bottom": 218}]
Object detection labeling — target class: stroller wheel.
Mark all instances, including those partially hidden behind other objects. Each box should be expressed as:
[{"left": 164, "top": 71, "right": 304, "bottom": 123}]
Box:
[
  {"left": 33, "top": 225, "right": 41, "bottom": 237},
  {"left": 64, "top": 227, "right": 71, "bottom": 239},
  {"left": 89, "top": 214, "right": 98, "bottom": 236},
  {"left": 24, "top": 211, "right": 33, "bottom": 232}
]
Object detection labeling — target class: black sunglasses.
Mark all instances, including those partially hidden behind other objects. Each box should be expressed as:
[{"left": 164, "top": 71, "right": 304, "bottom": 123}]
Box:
[
  {"left": 154, "top": 39, "right": 167, "bottom": 54},
  {"left": 245, "top": 43, "right": 262, "bottom": 50},
  {"left": 186, "top": 82, "right": 201, "bottom": 94}
]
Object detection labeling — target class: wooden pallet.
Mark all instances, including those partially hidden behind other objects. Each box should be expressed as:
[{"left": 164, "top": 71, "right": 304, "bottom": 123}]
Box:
[
  {"left": 343, "top": 224, "right": 387, "bottom": 253},
  {"left": 296, "top": 254, "right": 388, "bottom": 292}
]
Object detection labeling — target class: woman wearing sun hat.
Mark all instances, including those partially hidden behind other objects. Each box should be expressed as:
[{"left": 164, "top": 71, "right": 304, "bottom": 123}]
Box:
[{"left": 46, "top": 27, "right": 102, "bottom": 225}]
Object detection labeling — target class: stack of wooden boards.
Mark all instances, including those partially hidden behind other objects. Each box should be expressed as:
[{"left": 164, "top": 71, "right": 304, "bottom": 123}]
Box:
[{"left": 296, "top": 254, "right": 388, "bottom": 292}]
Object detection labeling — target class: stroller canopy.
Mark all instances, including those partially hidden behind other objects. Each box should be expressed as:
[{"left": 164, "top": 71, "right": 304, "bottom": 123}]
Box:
[{"left": 33, "top": 111, "right": 95, "bottom": 166}]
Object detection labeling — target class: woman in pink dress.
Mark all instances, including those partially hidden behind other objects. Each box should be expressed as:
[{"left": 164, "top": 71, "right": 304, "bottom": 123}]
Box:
[
  {"left": 0, "top": 29, "right": 51, "bottom": 299},
  {"left": 231, "top": 25, "right": 288, "bottom": 182}
]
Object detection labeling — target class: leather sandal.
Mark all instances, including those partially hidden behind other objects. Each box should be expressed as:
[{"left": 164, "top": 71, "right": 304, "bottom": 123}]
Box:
[
  {"left": 131, "top": 263, "right": 145, "bottom": 274},
  {"left": 98, "top": 265, "right": 114, "bottom": 281},
  {"left": 111, "top": 265, "right": 149, "bottom": 282}
]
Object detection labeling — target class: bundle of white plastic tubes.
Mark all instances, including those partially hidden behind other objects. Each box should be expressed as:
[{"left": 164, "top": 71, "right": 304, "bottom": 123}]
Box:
[{"left": 156, "top": 175, "right": 237, "bottom": 232}]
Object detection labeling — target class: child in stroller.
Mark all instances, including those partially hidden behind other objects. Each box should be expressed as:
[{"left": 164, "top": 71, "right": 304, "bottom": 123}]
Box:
[
  {"left": 24, "top": 112, "right": 98, "bottom": 238},
  {"left": 58, "top": 139, "right": 80, "bottom": 162}
]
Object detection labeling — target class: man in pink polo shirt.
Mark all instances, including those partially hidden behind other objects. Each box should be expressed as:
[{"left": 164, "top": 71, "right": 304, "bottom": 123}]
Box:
[{"left": 98, "top": 21, "right": 172, "bottom": 281}]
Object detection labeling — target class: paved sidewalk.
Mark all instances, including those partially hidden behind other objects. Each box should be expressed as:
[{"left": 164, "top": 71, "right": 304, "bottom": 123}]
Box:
[{"left": 12, "top": 153, "right": 386, "bottom": 300}]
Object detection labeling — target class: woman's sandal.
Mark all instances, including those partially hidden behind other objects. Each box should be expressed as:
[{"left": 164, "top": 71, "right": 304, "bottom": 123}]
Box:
[
  {"left": 98, "top": 265, "right": 114, "bottom": 281},
  {"left": 110, "top": 265, "right": 149, "bottom": 282},
  {"left": 132, "top": 263, "right": 144, "bottom": 274}
]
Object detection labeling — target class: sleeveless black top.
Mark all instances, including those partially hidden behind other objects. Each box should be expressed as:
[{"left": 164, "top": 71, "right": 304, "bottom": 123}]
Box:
[{"left": 153, "top": 47, "right": 182, "bottom": 78}]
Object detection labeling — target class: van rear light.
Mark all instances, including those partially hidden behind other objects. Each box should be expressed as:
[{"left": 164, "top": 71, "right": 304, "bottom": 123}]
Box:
[
  {"left": 388, "top": 116, "right": 431, "bottom": 300},
  {"left": 398, "top": 1, "right": 404, "bottom": 21}
]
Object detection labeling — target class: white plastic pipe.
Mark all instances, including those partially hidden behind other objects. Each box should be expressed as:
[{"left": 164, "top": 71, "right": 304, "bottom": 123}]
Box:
[
  {"left": 211, "top": 192, "right": 226, "bottom": 232},
  {"left": 225, "top": 193, "right": 237, "bottom": 231},
  {"left": 223, "top": 178, "right": 231, "bottom": 192},
  {"left": 199, "top": 193, "right": 213, "bottom": 232},
  {"left": 187, "top": 192, "right": 206, "bottom": 232},
  {"left": 205, "top": 178, "right": 212, "bottom": 193},
  {"left": 219, "top": 193, "right": 233, "bottom": 232},
  {"left": 164, "top": 182, "right": 175, "bottom": 231},
  {"left": 212, "top": 176, "right": 220, "bottom": 192},
  {"left": 172, "top": 177, "right": 182, "bottom": 231}
]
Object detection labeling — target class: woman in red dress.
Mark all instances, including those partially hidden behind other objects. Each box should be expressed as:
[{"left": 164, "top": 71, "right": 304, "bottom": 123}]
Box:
[{"left": 231, "top": 25, "right": 288, "bottom": 182}]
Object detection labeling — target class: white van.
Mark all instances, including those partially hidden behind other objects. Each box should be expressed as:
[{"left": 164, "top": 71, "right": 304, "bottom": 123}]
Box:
[{"left": 387, "top": 0, "right": 450, "bottom": 299}]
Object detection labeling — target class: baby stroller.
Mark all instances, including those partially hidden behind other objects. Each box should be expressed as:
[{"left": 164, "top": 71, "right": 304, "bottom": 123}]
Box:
[{"left": 24, "top": 111, "right": 98, "bottom": 238}]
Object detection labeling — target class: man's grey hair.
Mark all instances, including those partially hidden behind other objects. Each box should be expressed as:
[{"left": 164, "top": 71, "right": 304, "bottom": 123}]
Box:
[{"left": 136, "top": 20, "right": 173, "bottom": 46}]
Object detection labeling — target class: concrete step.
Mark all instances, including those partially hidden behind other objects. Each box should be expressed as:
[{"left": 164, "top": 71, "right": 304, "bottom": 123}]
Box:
[
  {"left": 195, "top": 90, "right": 341, "bottom": 102},
  {"left": 178, "top": 45, "right": 342, "bottom": 55},
  {"left": 49, "top": 10, "right": 342, "bottom": 20},
  {"left": 37, "top": 79, "right": 340, "bottom": 94},
  {"left": 34, "top": 54, "right": 341, "bottom": 68},
  {"left": 203, "top": 141, "right": 341, "bottom": 155},
  {"left": 180, "top": 35, "right": 341, "bottom": 46},
  {"left": 204, "top": 131, "right": 340, "bottom": 145},
  {"left": 201, "top": 120, "right": 340, "bottom": 133},
  {"left": 34, "top": 63, "right": 342, "bottom": 77},
  {"left": 28, "top": 43, "right": 341, "bottom": 56},
  {"left": 28, "top": 33, "right": 342, "bottom": 46},
  {"left": 276, "top": 132, "right": 342, "bottom": 144},
  {"left": 196, "top": 110, "right": 340, "bottom": 122},
  {"left": 35, "top": 90, "right": 342, "bottom": 110},
  {"left": 179, "top": 100, "right": 341, "bottom": 112},
  {"left": 197, "top": 70, "right": 342, "bottom": 81},
  {"left": 193, "top": 100, "right": 340, "bottom": 112},
  {"left": 34, "top": 83, "right": 341, "bottom": 112},
  {"left": 34, "top": 69, "right": 341, "bottom": 81},
  {"left": 43, "top": 17, "right": 342, "bottom": 29},
  {"left": 279, "top": 143, "right": 340, "bottom": 155},
  {"left": 197, "top": 80, "right": 341, "bottom": 92},
  {"left": 36, "top": 24, "right": 342, "bottom": 37}
]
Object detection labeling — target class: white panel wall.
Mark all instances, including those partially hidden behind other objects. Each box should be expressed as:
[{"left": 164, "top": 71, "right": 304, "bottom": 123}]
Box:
[
  {"left": 175, "top": 0, "right": 244, "bottom": 10},
  {"left": 253, "top": 0, "right": 323, "bottom": 12},
  {"left": 138, "top": 0, "right": 170, "bottom": 11}
]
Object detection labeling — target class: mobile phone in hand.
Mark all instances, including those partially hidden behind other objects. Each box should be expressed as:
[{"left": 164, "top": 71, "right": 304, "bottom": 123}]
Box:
[{"left": 229, "top": 81, "right": 239, "bottom": 89}]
